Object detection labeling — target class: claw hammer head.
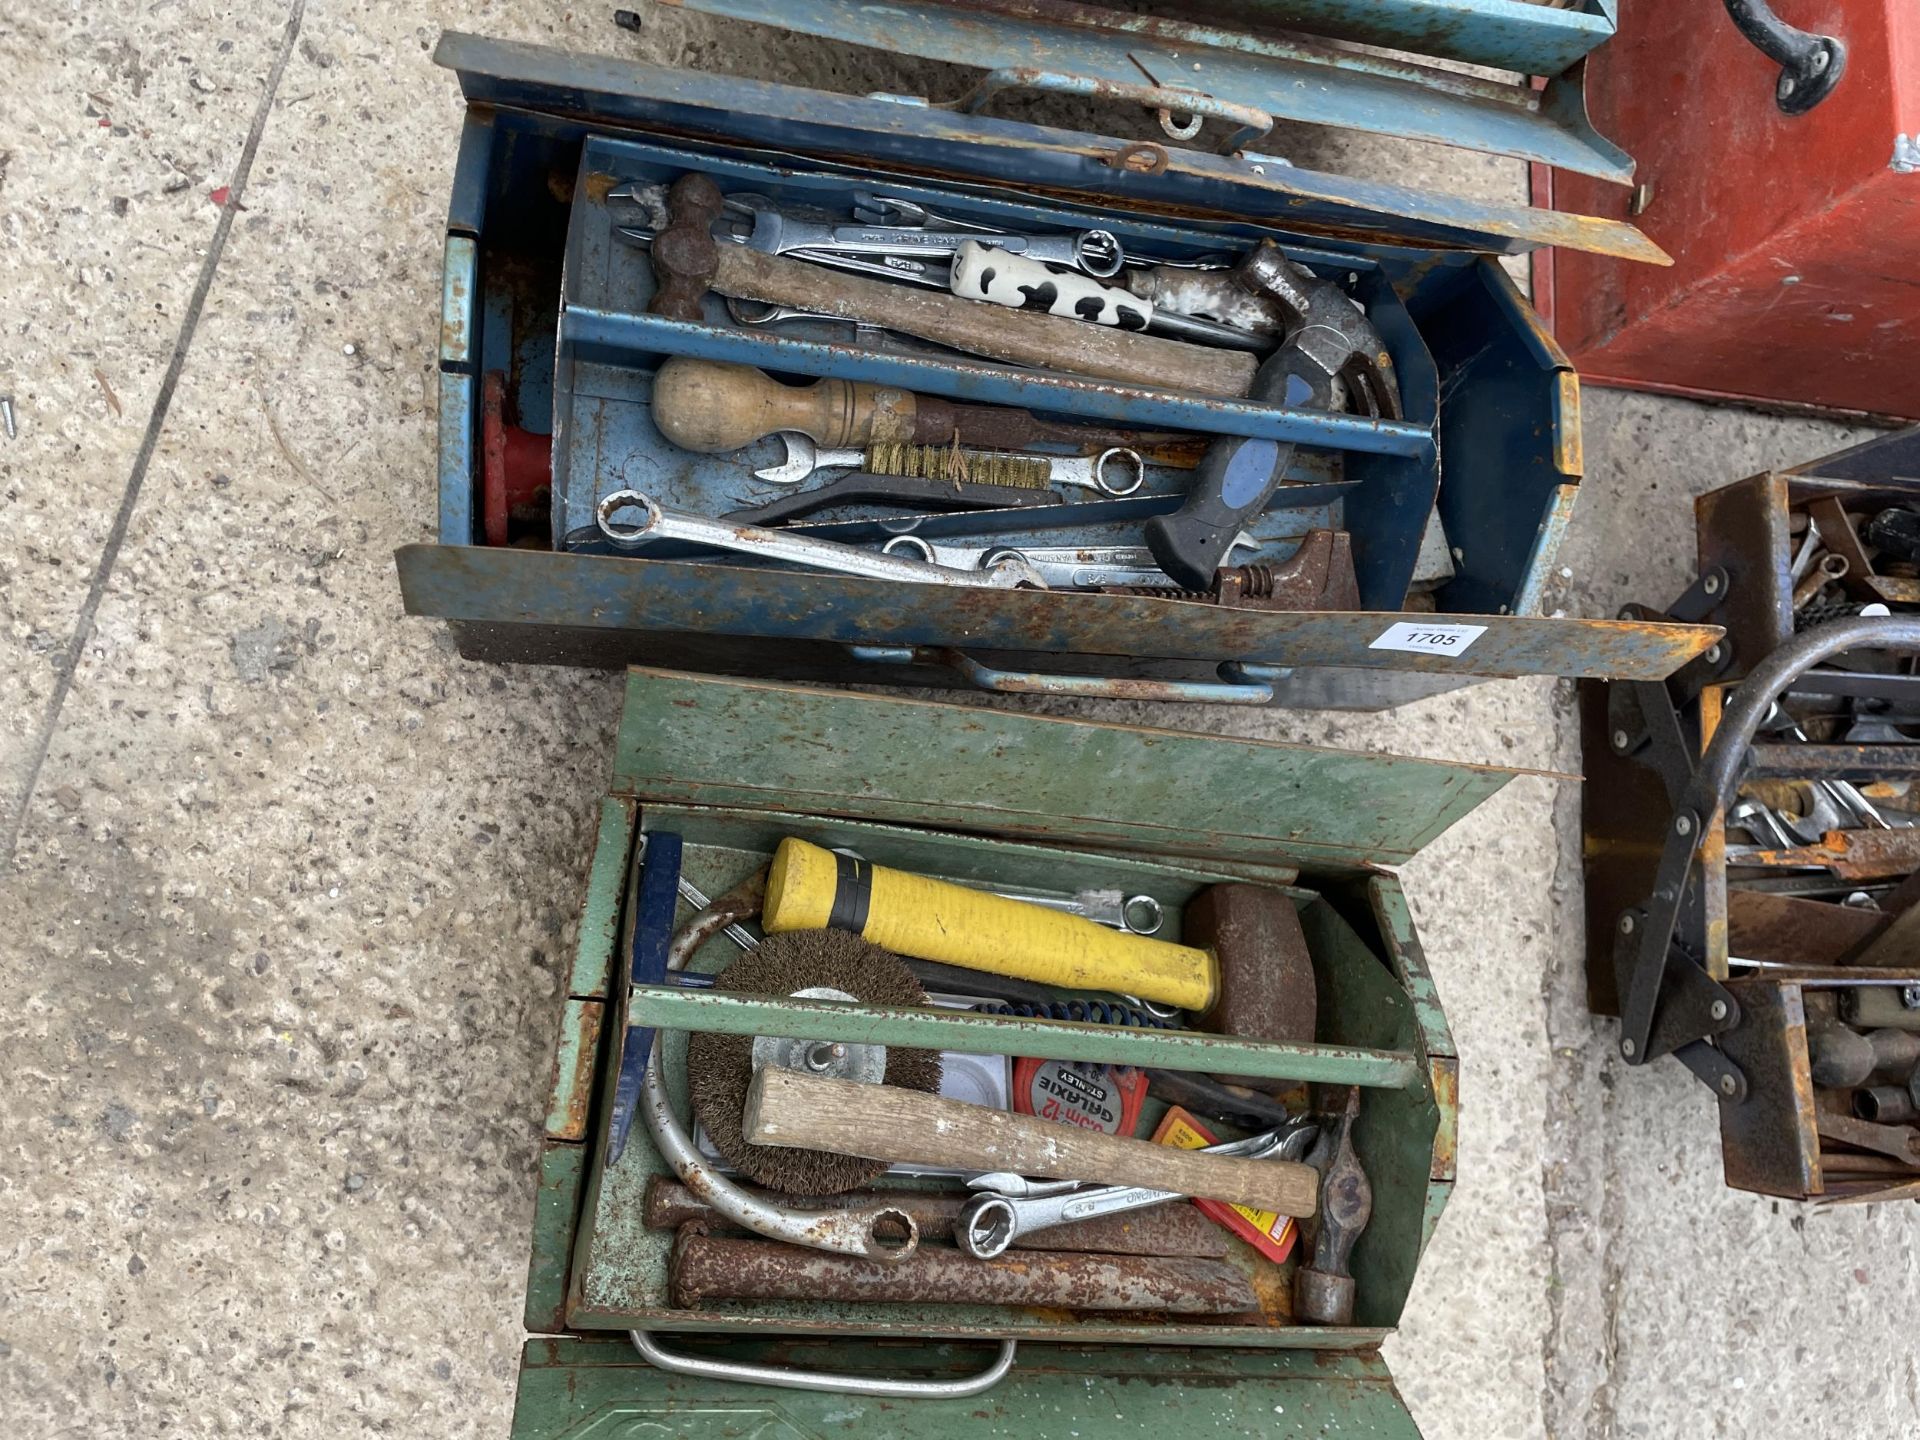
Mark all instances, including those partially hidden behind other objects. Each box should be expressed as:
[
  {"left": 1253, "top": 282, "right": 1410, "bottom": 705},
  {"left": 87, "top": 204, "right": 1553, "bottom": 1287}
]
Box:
[{"left": 1230, "top": 241, "right": 1400, "bottom": 420}]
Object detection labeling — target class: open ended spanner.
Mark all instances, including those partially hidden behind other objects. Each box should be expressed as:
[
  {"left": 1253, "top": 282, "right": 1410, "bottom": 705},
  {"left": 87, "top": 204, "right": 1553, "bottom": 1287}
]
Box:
[{"left": 957, "top": 1122, "right": 1317, "bottom": 1259}]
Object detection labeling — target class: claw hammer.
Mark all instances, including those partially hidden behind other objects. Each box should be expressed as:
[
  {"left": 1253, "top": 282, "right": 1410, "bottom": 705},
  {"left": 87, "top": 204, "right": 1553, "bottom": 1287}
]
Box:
[
  {"left": 646, "top": 174, "right": 1258, "bottom": 396},
  {"left": 1145, "top": 244, "right": 1400, "bottom": 590}
]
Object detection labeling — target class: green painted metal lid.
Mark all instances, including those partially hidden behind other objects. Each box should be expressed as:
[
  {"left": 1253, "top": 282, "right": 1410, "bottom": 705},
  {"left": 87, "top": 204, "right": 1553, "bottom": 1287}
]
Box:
[{"left": 614, "top": 667, "right": 1536, "bottom": 876}]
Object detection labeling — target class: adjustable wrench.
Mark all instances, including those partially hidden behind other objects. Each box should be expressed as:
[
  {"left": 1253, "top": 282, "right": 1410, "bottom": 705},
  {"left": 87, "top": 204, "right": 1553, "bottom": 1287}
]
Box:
[
  {"left": 957, "top": 1124, "right": 1316, "bottom": 1259},
  {"left": 595, "top": 491, "right": 1047, "bottom": 589},
  {"left": 755, "top": 432, "right": 1147, "bottom": 496}
]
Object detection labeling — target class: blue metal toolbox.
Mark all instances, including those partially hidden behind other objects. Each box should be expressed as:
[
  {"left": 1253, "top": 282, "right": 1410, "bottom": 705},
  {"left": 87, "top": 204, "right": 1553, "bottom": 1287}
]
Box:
[
  {"left": 514, "top": 666, "right": 1519, "bottom": 1435},
  {"left": 396, "top": 30, "right": 1714, "bottom": 708}
]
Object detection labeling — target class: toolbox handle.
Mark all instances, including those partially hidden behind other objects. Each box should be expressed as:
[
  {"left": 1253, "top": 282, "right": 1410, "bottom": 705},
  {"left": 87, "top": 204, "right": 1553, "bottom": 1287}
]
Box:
[
  {"left": 630, "top": 1330, "right": 1018, "bottom": 1397},
  {"left": 848, "top": 644, "right": 1281, "bottom": 705},
  {"left": 950, "top": 67, "right": 1272, "bottom": 154}
]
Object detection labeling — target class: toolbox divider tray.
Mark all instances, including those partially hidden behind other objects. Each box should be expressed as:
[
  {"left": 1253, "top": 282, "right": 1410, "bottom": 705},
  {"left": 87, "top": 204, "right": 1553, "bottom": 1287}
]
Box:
[
  {"left": 436, "top": 32, "right": 1665, "bottom": 263},
  {"left": 638, "top": 0, "right": 1633, "bottom": 183}
]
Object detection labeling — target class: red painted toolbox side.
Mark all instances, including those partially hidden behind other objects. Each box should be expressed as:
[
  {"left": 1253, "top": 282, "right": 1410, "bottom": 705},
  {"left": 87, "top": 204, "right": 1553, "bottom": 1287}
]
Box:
[{"left": 1535, "top": 0, "right": 1920, "bottom": 421}]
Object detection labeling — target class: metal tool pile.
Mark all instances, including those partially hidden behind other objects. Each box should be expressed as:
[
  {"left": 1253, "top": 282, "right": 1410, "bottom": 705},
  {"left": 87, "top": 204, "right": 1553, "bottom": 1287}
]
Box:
[
  {"left": 570, "top": 170, "right": 1400, "bottom": 607},
  {"left": 1591, "top": 470, "right": 1920, "bottom": 1204},
  {"left": 615, "top": 833, "right": 1370, "bottom": 1323}
]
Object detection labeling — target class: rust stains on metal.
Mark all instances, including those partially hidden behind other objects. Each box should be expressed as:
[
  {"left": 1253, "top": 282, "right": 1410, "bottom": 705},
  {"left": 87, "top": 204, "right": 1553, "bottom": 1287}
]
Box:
[
  {"left": 1734, "top": 826, "right": 1920, "bottom": 882},
  {"left": 1727, "top": 889, "right": 1885, "bottom": 967},
  {"left": 1717, "top": 980, "right": 1823, "bottom": 1198},
  {"left": 1427, "top": 1057, "right": 1458, "bottom": 1182},
  {"left": 669, "top": 1230, "right": 1261, "bottom": 1315},
  {"left": 1106, "top": 141, "right": 1171, "bottom": 174},
  {"left": 545, "top": 999, "right": 603, "bottom": 1142},
  {"left": 580, "top": 170, "right": 623, "bottom": 204},
  {"left": 1814, "top": 1107, "right": 1920, "bottom": 1165},
  {"left": 439, "top": 238, "right": 475, "bottom": 365},
  {"left": 1554, "top": 371, "right": 1583, "bottom": 477},
  {"left": 1182, "top": 884, "right": 1316, "bottom": 1097}
]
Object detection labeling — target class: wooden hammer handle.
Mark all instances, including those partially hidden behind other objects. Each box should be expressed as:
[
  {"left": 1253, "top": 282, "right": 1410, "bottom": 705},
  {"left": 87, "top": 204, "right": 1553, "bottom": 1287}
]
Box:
[
  {"left": 712, "top": 245, "right": 1259, "bottom": 397},
  {"left": 745, "top": 1067, "right": 1319, "bottom": 1217}
]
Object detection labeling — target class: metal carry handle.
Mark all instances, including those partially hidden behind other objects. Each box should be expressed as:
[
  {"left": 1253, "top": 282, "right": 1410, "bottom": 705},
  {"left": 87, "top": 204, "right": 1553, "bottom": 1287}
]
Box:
[
  {"left": 1721, "top": 0, "right": 1846, "bottom": 114},
  {"left": 847, "top": 643, "right": 1277, "bottom": 705},
  {"left": 949, "top": 67, "right": 1272, "bottom": 154},
  {"left": 630, "top": 1330, "right": 1017, "bottom": 1398},
  {"left": 1618, "top": 616, "right": 1920, "bottom": 1093}
]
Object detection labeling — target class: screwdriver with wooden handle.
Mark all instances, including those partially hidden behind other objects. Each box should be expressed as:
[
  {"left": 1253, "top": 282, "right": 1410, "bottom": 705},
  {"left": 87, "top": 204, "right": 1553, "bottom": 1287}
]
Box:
[
  {"left": 650, "top": 357, "right": 1208, "bottom": 464},
  {"left": 748, "top": 1068, "right": 1319, "bottom": 1216}
]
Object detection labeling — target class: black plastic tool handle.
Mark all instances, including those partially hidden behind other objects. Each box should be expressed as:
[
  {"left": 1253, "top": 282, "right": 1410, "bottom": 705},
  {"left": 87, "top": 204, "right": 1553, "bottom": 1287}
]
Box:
[
  {"left": 1144, "top": 354, "right": 1330, "bottom": 590},
  {"left": 725, "top": 471, "right": 1062, "bottom": 527}
]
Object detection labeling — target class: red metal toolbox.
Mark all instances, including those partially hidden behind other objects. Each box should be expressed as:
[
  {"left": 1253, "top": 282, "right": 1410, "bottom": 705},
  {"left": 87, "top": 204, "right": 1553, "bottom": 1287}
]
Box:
[{"left": 1535, "top": 0, "right": 1920, "bottom": 421}]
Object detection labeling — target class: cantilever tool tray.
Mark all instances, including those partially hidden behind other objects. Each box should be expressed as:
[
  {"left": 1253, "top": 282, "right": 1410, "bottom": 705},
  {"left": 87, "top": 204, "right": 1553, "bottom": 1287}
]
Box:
[
  {"left": 392, "top": 11, "right": 1724, "bottom": 1436},
  {"left": 397, "top": 30, "right": 1716, "bottom": 711},
  {"left": 509, "top": 666, "right": 1552, "bottom": 1437}
]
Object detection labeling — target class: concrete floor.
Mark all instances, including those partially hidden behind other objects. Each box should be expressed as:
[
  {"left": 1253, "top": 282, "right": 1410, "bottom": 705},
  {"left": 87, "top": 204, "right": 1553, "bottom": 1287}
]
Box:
[{"left": 2, "top": 4, "right": 1915, "bottom": 1436}]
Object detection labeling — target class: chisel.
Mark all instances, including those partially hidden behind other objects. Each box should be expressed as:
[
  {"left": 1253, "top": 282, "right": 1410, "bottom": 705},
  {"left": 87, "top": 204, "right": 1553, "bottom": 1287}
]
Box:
[{"left": 606, "top": 832, "right": 683, "bottom": 1165}]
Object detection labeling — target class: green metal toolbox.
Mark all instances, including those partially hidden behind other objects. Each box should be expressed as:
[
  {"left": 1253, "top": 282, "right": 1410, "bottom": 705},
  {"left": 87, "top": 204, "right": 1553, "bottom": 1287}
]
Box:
[{"left": 513, "top": 665, "right": 1529, "bottom": 1436}]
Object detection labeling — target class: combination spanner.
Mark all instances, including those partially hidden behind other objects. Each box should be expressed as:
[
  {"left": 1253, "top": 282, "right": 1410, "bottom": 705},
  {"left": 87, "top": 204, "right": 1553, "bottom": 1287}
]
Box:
[
  {"left": 756, "top": 433, "right": 1147, "bottom": 496},
  {"left": 957, "top": 1123, "right": 1317, "bottom": 1259},
  {"left": 724, "top": 193, "right": 1126, "bottom": 278},
  {"left": 596, "top": 491, "right": 1047, "bottom": 589},
  {"left": 882, "top": 532, "right": 1261, "bottom": 590},
  {"left": 986, "top": 887, "right": 1165, "bottom": 935}
]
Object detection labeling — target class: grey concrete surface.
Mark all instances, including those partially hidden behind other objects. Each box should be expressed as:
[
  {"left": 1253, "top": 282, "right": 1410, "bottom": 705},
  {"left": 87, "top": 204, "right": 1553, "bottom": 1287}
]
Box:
[{"left": 1, "top": 4, "right": 1914, "bottom": 1438}]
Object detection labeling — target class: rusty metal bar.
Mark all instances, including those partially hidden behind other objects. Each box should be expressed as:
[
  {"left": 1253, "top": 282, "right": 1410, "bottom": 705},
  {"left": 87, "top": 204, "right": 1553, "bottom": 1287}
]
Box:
[
  {"left": 1788, "top": 669, "right": 1920, "bottom": 702},
  {"left": 1744, "top": 743, "right": 1920, "bottom": 781},
  {"left": 670, "top": 1231, "right": 1260, "bottom": 1315}
]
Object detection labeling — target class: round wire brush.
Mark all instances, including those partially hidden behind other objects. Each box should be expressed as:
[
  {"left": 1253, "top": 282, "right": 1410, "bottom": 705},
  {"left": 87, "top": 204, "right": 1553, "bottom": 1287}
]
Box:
[{"left": 688, "top": 929, "right": 942, "bottom": 1194}]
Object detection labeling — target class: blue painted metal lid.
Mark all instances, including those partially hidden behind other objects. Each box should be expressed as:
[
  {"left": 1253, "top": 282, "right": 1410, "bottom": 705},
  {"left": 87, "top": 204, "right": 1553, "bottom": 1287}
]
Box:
[{"left": 434, "top": 31, "right": 1662, "bottom": 265}]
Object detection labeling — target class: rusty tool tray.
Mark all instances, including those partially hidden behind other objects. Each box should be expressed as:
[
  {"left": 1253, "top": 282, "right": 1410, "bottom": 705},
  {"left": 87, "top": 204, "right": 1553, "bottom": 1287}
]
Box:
[
  {"left": 1581, "top": 435, "right": 1920, "bottom": 1203},
  {"left": 397, "top": 32, "right": 1716, "bottom": 711},
  {"left": 512, "top": 666, "right": 1528, "bottom": 1435}
]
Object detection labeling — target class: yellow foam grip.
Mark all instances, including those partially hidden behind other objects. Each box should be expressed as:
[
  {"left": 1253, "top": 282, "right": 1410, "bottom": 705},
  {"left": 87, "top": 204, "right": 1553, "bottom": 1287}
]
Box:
[{"left": 763, "top": 837, "right": 1217, "bottom": 1011}]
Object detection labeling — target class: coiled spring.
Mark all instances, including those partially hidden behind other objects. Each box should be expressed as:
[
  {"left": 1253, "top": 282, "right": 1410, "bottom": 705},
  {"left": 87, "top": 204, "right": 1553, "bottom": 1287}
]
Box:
[{"left": 978, "top": 999, "right": 1176, "bottom": 1030}]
